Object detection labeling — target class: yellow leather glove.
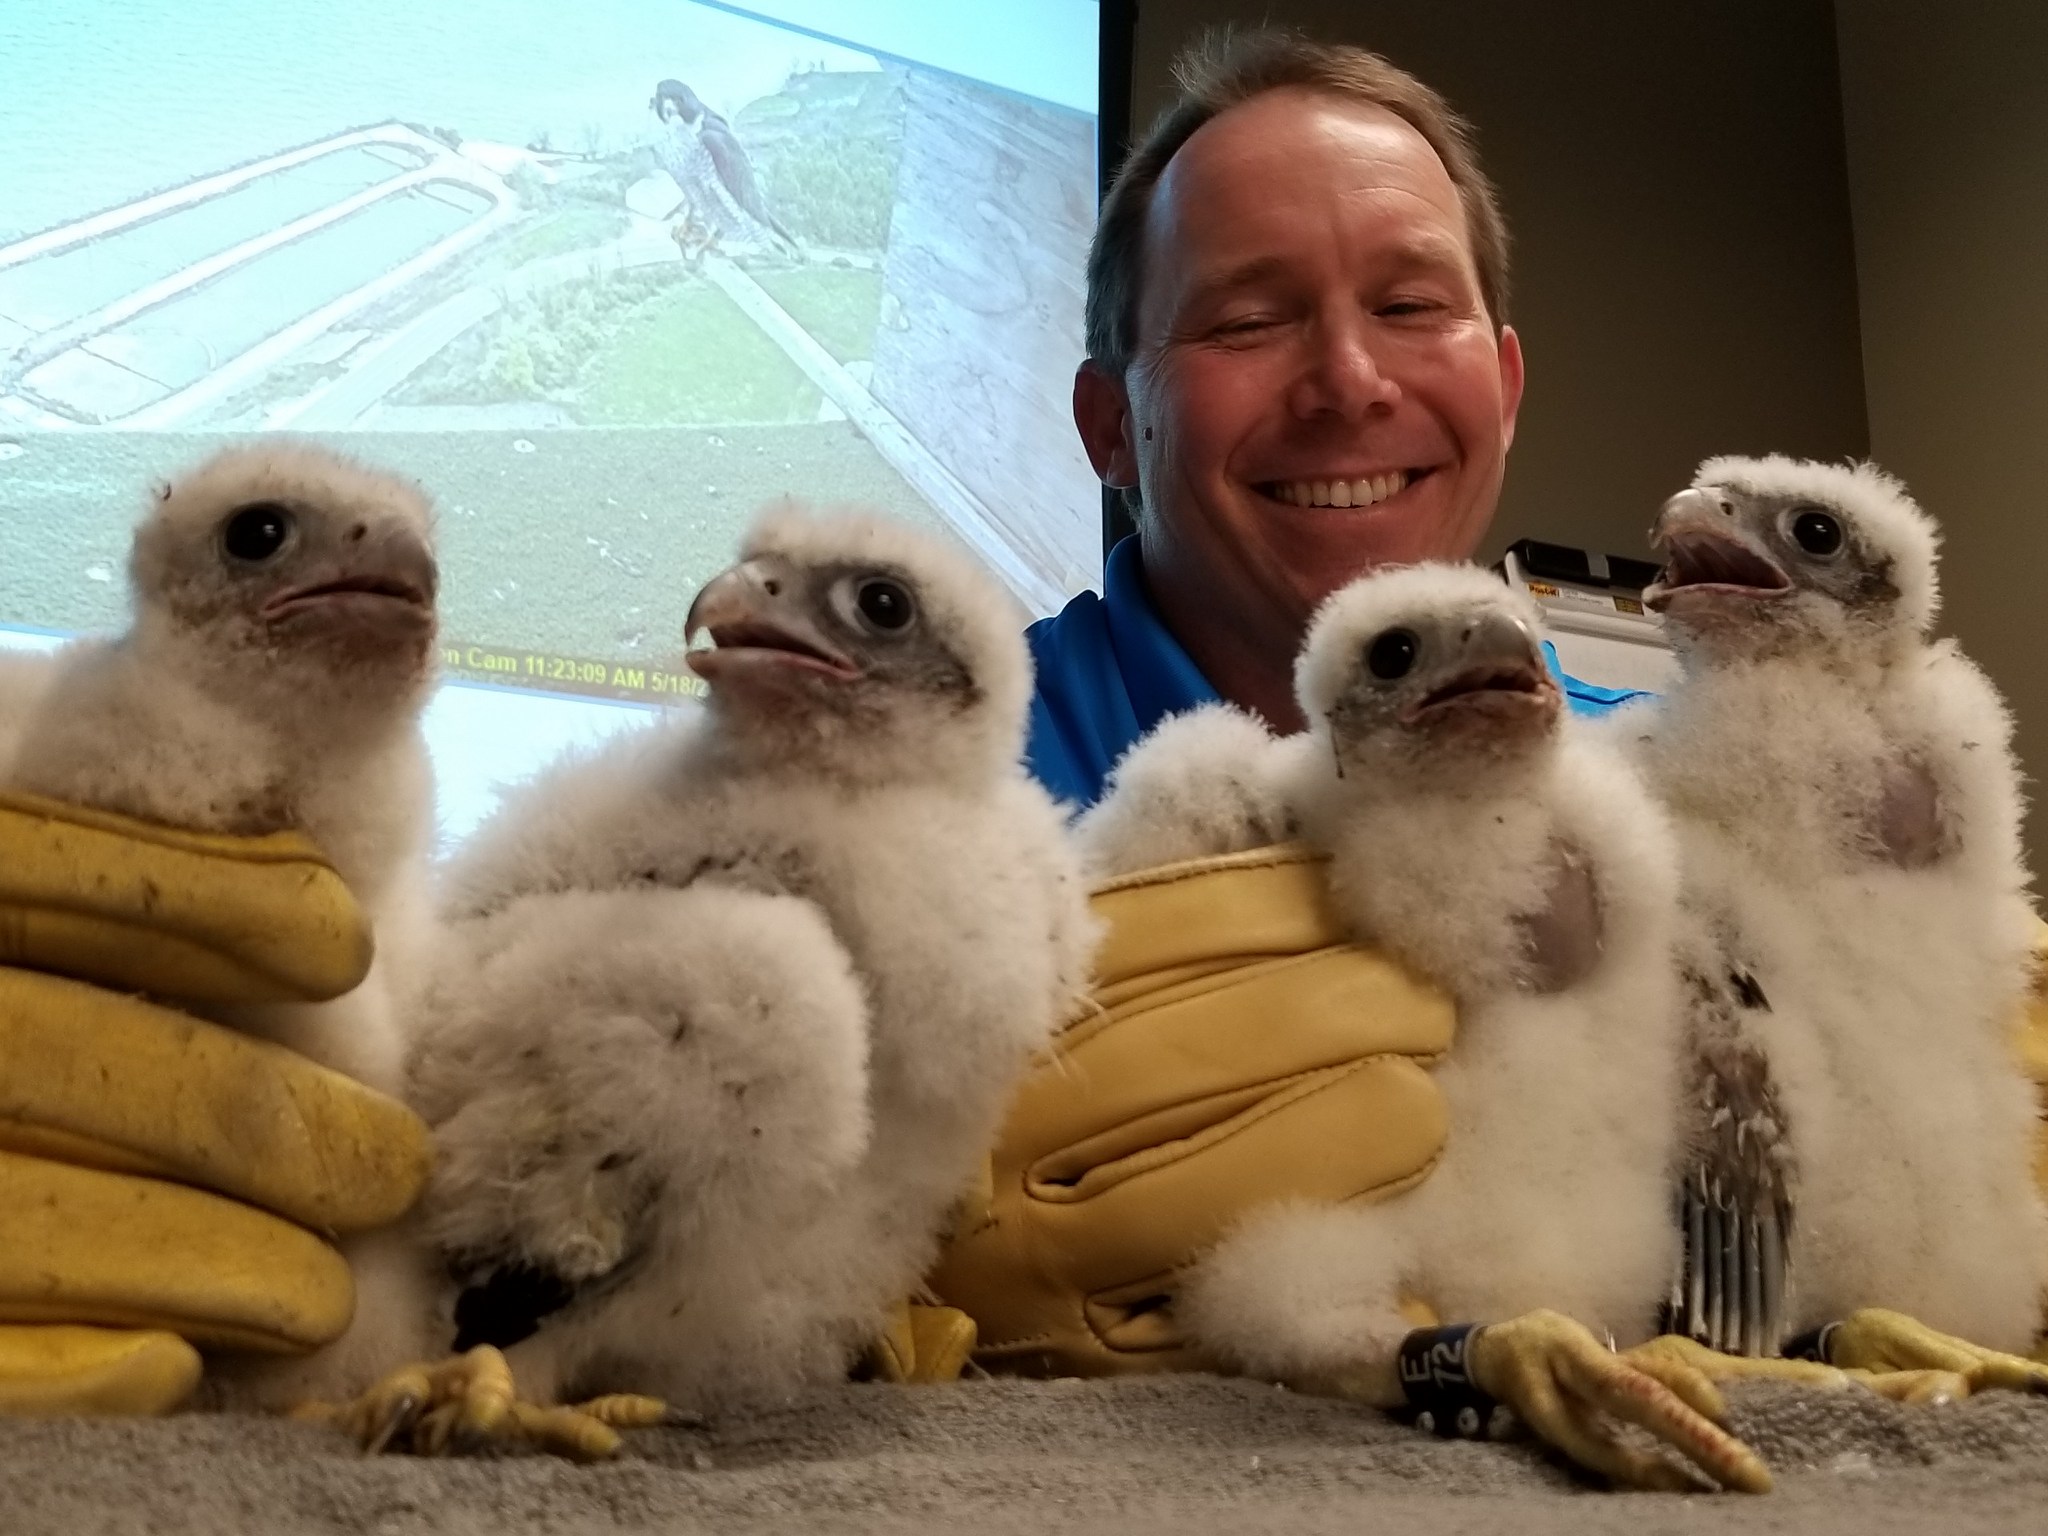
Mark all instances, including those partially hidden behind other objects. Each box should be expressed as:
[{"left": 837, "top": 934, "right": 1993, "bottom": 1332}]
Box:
[
  {"left": 2023, "top": 923, "right": 2048, "bottom": 1211},
  {"left": 2021, "top": 921, "right": 2048, "bottom": 1362},
  {"left": 0, "top": 790, "right": 432, "bottom": 1417},
  {"left": 928, "top": 843, "right": 1454, "bottom": 1376},
  {"left": 862, "top": 1300, "right": 981, "bottom": 1385}
]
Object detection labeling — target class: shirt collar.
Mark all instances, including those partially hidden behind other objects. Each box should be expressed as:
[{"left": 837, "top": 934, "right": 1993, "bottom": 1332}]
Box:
[{"left": 1100, "top": 536, "right": 1220, "bottom": 732}]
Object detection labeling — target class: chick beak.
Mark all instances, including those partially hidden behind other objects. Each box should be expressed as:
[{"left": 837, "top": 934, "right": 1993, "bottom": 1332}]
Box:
[
  {"left": 1400, "top": 611, "right": 1558, "bottom": 729},
  {"left": 261, "top": 526, "right": 438, "bottom": 631},
  {"left": 685, "top": 557, "right": 859, "bottom": 686},
  {"left": 1644, "top": 487, "right": 1791, "bottom": 611}
]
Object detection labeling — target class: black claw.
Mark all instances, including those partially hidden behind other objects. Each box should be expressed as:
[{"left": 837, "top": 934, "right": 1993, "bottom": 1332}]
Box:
[{"left": 363, "top": 1392, "right": 423, "bottom": 1457}]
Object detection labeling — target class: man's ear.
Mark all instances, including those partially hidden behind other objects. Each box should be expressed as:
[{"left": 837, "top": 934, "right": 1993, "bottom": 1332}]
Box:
[
  {"left": 1073, "top": 360, "right": 1140, "bottom": 489},
  {"left": 1496, "top": 324, "right": 1526, "bottom": 452}
]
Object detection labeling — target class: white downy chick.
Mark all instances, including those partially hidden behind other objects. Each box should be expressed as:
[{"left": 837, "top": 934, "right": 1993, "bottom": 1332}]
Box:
[
  {"left": 0, "top": 648, "right": 55, "bottom": 770},
  {"left": 1631, "top": 455, "right": 2045, "bottom": 1355},
  {"left": 1074, "top": 703, "right": 1299, "bottom": 878},
  {"left": 1183, "top": 564, "right": 1685, "bottom": 1392},
  {"left": 411, "top": 501, "right": 1095, "bottom": 1411},
  {"left": 3, "top": 440, "right": 444, "bottom": 1406}
]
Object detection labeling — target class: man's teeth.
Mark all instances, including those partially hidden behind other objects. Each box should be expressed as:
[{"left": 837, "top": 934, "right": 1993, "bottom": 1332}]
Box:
[{"left": 1269, "top": 472, "right": 1411, "bottom": 508}]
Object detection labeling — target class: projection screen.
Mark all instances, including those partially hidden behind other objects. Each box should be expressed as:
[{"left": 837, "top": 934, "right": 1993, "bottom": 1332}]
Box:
[{"left": 0, "top": 0, "right": 1107, "bottom": 840}]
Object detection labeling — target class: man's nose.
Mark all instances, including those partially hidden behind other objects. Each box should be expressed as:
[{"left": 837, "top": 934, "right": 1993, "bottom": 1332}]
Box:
[{"left": 1288, "top": 315, "right": 1400, "bottom": 421}]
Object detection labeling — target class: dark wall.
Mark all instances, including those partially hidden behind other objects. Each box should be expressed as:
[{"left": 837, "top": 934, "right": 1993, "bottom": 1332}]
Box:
[
  {"left": 1125, "top": 0, "right": 1871, "bottom": 565},
  {"left": 1836, "top": 0, "right": 2048, "bottom": 874}
]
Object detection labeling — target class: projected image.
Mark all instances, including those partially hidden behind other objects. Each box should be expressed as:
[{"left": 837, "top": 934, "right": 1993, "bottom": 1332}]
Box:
[{"left": 0, "top": 0, "right": 1102, "bottom": 836}]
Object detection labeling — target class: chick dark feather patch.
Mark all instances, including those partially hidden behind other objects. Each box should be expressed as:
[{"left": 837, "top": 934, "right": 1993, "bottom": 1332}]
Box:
[{"left": 452, "top": 1262, "right": 580, "bottom": 1352}]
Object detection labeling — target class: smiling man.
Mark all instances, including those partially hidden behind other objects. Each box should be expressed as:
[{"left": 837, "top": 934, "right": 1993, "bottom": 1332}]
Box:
[
  {"left": 939, "top": 30, "right": 1787, "bottom": 1495},
  {"left": 1031, "top": 30, "right": 1630, "bottom": 806}
]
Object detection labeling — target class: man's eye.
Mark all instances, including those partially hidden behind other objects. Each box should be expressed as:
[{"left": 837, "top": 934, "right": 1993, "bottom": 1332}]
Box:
[
  {"left": 1213, "top": 316, "right": 1276, "bottom": 338},
  {"left": 1376, "top": 299, "right": 1439, "bottom": 319}
]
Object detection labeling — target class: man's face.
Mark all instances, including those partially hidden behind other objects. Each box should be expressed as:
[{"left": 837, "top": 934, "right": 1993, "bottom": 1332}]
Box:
[{"left": 1079, "top": 89, "right": 1524, "bottom": 639}]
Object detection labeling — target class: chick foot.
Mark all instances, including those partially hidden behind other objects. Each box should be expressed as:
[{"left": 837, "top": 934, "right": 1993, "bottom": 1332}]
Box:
[
  {"left": 1821, "top": 1309, "right": 2048, "bottom": 1396},
  {"left": 291, "top": 1347, "right": 698, "bottom": 1460},
  {"left": 1471, "top": 1311, "right": 1773, "bottom": 1493},
  {"left": 1625, "top": 1332, "right": 1968, "bottom": 1405}
]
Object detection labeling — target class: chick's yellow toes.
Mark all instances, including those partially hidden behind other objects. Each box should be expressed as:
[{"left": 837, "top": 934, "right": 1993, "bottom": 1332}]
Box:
[
  {"left": 509, "top": 1401, "right": 622, "bottom": 1461},
  {"left": 1831, "top": 1309, "right": 2048, "bottom": 1396},
  {"left": 1615, "top": 1340, "right": 1732, "bottom": 1423},
  {"left": 296, "top": 1347, "right": 520, "bottom": 1457},
  {"left": 1841, "top": 1367, "right": 1970, "bottom": 1405},
  {"left": 296, "top": 1351, "right": 688, "bottom": 1461},
  {"left": 1624, "top": 1334, "right": 1856, "bottom": 1392},
  {"left": 1619, "top": 1331, "right": 1975, "bottom": 1406},
  {"left": 1474, "top": 1311, "right": 1772, "bottom": 1494},
  {"left": 574, "top": 1392, "right": 696, "bottom": 1429}
]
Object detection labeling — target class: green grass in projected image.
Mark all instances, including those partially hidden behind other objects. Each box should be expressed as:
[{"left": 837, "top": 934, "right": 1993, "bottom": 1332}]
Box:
[
  {"left": 393, "top": 264, "right": 883, "bottom": 427},
  {"left": 0, "top": 426, "right": 943, "bottom": 696}
]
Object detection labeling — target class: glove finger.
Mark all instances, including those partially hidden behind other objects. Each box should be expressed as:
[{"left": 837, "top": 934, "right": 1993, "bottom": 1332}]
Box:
[{"left": 1555, "top": 1337, "right": 1772, "bottom": 1494}]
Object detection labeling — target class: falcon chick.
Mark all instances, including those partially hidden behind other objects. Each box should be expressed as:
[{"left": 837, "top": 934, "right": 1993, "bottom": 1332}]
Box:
[
  {"left": 411, "top": 501, "right": 1094, "bottom": 1413},
  {"left": 649, "top": 78, "right": 800, "bottom": 259},
  {"left": 1631, "top": 455, "right": 2047, "bottom": 1367},
  {"left": 1074, "top": 702, "right": 1299, "bottom": 877},
  {"left": 2, "top": 440, "right": 444, "bottom": 1407},
  {"left": 1181, "top": 564, "right": 1686, "bottom": 1379},
  {"left": 0, "top": 647, "right": 55, "bottom": 769}
]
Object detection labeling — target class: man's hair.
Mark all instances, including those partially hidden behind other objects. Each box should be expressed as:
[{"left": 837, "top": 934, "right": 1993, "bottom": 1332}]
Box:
[{"left": 1085, "top": 29, "right": 1511, "bottom": 379}]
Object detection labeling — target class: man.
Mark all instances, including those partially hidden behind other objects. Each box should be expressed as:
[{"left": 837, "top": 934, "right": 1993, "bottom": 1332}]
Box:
[
  {"left": 934, "top": 29, "right": 1780, "bottom": 1495},
  {"left": 949, "top": 26, "right": 2048, "bottom": 1495},
  {"left": 1030, "top": 30, "right": 1638, "bottom": 808}
]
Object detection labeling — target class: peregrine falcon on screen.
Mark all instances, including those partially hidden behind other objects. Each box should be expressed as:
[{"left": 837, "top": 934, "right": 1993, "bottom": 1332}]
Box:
[{"left": 649, "top": 78, "right": 800, "bottom": 259}]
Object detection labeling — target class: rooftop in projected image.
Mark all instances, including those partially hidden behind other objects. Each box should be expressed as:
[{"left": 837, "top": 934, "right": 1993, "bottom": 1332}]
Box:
[
  {"left": 698, "top": 0, "right": 1099, "bottom": 112},
  {"left": 0, "top": 127, "right": 517, "bottom": 429}
]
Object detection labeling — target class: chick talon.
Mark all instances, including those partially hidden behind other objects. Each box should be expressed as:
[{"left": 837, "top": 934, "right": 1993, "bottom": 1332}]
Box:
[
  {"left": 361, "top": 1390, "right": 423, "bottom": 1456},
  {"left": 411, "top": 1400, "right": 471, "bottom": 1457},
  {"left": 573, "top": 1391, "right": 674, "bottom": 1429}
]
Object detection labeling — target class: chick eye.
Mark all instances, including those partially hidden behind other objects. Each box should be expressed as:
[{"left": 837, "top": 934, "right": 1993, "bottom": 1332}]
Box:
[
  {"left": 221, "top": 502, "right": 293, "bottom": 562},
  {"left": 854, "top": 578, "right": 915, "bottom": 632},
  {"left": 1367, "top": 628, "right": 1419, "bottom": 680},
  {"left": 1789, "top": 507, "right": 1843, "bottom": 556}
]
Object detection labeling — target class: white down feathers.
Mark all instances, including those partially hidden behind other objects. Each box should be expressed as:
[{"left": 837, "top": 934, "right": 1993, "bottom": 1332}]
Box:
[
  {"left": 1630, "top": 455, "right": 2046, "bottom": 1352},
  {"left": 1083, "top": 564, "right": 1686, "bottom": 1393},
  {"left": 411, "top": 504, "right": 1095, "bottom": 1409},
  {"left": 0, "top": 441, "right": 444, "bottom": 1407}
]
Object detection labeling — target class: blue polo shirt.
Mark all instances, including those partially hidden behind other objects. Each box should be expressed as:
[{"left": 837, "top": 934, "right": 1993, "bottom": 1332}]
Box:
[{"left": 1024, "top": 537, "right": 1649, "bottom": 809}]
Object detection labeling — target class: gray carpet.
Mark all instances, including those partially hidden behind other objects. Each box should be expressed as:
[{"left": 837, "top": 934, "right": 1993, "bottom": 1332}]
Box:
[{"left": 4, "top": 1375, "right": 2047, "bottom": 1535}]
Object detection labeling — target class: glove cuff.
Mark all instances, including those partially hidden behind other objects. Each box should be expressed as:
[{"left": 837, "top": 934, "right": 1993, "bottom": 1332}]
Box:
[{"left": 1397, "top": 1323, "right": 1497, "bottom": 1437}]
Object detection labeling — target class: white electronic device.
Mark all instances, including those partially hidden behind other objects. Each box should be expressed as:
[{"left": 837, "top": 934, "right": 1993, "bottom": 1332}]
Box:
[{"left": 1499, "top": 539, "right": 1677, "bottom": 696}]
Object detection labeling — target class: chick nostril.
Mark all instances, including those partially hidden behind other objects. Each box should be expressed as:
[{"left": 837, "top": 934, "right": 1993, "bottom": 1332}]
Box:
[
  {"left": 763, "top": 578, "right": 781, "bottom": 597},
  {"left": 347, "top": 523, "right": 367, "bottom": 543},
  {"left": 1717, "top": 495, "right": 1735, "bottom": 516}
]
